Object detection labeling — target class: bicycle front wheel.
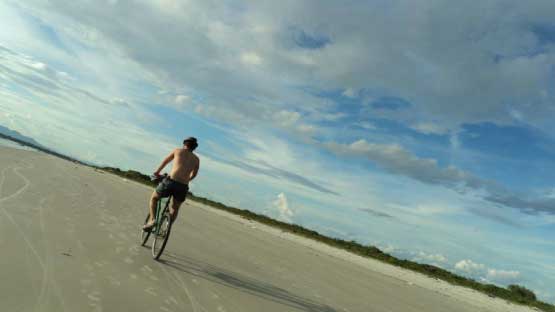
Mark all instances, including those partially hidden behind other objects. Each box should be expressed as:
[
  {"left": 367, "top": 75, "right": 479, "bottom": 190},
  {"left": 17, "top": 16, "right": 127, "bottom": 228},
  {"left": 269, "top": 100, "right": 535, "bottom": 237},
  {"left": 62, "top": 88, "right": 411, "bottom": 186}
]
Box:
[{"left": 152, "top": 213, "right": 172, "bottom": 260}]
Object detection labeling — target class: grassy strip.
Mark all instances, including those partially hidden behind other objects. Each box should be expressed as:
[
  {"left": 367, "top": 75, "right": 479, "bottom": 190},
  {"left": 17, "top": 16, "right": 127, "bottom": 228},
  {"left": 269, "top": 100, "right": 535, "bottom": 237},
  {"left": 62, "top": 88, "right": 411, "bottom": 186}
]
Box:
[{"left": 100, "top": 166, "right": 554, "bottom": 311}]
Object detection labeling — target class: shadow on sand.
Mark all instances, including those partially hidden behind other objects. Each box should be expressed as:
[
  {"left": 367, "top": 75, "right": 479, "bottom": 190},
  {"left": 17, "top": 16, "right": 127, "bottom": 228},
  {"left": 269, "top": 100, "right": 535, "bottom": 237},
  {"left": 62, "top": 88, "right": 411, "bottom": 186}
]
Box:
[{"left": 158, "top": 253, "right": 338, "bottom": 312}]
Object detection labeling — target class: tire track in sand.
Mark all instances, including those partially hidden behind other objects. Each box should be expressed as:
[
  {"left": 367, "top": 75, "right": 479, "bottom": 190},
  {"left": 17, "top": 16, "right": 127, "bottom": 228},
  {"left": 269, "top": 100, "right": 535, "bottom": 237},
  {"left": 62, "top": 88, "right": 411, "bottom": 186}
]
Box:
[{"left": 0, "top": 164, "right": 68, "bottom": 312}]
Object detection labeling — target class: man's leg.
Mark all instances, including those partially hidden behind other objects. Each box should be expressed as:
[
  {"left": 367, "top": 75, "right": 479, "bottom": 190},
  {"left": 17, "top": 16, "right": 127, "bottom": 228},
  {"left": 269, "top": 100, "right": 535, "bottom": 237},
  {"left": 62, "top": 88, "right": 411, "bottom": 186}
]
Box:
[
  {"left": 148, "top": 191, "right": 160, "bottom": 224},
  {"left": 170, "top": 198, "right": 184, "bottom": 223}
]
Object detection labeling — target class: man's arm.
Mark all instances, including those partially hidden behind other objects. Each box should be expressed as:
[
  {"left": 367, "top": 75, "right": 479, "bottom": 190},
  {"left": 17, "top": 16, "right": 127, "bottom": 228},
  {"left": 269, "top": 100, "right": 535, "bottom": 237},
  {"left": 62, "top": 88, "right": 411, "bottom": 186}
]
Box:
[
  {"left": 154, "top": 150, "right": 175, "bottom": 175},
  {"left": 189, "top": 159, "right": 200, "bottom": 181}
]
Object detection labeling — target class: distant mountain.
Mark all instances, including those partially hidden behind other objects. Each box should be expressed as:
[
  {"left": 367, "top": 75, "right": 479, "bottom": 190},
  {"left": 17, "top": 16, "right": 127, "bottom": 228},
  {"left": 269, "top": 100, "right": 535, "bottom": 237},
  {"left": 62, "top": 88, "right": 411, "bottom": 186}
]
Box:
[
  {"left": 0, "top": 124, "right": 89, "bottom": 165},
  {"left": 0, "top": 125, "right": 43, "bottom": 147}
]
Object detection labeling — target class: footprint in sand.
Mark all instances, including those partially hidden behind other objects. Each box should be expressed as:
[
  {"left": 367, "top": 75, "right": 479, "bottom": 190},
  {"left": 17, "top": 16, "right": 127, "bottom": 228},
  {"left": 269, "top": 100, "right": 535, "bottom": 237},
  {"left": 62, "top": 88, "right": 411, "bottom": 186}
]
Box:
[
  {"left": 107, "top": 276, "right": 121, "bottom": 287},
  {"left": 86, "top": 290, "right": 103, "bottom": 312},
  {"left": 149, "top": 275, "right": 159, "bottom": 281},
  {"left": 89, "top": 303, "right": 103, "bottom": 312},
  {"left": 167, "top": 296, "right": 178, "bottom": 305},
  {"left": 128, "top": 246, "right": 139, "bottom": 255},
  {"left": 87, "top": 291, "right": 101, "bottom": 302},
  {"left": 144, "top": 287, "right": 158, "bottom": 297}
]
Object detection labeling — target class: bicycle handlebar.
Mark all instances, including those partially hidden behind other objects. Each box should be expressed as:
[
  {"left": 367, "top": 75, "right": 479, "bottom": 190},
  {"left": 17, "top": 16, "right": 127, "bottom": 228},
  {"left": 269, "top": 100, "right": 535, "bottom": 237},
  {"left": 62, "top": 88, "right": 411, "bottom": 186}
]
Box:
[{"left": 150, "top": 173, "right": 168, "bottom": 183}]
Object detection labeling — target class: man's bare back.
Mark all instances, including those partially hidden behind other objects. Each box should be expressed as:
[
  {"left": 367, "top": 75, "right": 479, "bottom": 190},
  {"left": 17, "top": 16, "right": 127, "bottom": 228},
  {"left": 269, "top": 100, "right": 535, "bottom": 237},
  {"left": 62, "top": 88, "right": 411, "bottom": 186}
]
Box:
[{"left": 168, "top": 148, "right": 199, "bottom": 184}]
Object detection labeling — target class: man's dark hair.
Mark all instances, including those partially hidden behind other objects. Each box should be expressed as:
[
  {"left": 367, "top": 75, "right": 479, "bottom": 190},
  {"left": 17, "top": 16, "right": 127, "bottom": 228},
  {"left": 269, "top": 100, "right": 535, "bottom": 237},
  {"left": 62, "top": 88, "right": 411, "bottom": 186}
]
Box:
[{"left": 183, "top": 137, "right": 198, "bottom": 151}]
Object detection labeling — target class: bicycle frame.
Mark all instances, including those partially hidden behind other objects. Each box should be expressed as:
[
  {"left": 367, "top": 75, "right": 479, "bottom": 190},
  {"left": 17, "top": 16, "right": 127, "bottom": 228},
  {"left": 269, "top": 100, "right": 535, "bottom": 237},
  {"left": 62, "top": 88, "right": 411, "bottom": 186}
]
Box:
[{"left": 153, "top": 196, "right": 171, "bottom": 234}]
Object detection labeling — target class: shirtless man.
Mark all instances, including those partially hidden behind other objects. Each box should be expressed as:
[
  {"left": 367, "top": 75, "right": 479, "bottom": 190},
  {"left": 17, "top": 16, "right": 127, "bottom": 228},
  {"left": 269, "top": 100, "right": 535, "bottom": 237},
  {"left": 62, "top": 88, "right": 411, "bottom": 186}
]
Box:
[{"left": 143, "top": 137, "right": 200, "bottom": 230}]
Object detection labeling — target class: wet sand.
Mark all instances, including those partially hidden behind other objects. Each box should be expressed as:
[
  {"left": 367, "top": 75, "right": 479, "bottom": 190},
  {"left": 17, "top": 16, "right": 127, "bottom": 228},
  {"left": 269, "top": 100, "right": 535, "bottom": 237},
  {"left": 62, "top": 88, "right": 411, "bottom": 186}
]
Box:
[{"left": 0, "top": 147, "right": 535, "bottom": 312}]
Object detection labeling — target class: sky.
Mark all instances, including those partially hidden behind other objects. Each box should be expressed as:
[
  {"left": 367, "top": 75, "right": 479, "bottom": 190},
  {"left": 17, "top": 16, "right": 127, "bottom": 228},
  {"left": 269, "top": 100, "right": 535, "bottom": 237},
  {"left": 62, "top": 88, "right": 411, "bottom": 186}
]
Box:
[{"left": 0, "top": 0, "right": 554, "bottom": 302}]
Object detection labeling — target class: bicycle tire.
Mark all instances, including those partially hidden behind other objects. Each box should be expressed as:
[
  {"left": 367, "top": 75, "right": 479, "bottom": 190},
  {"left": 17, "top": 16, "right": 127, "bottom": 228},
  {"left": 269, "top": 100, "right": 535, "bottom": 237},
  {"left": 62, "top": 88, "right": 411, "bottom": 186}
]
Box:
[
  {"left": 152, "top": 213, "right": 172, "bottom": 260},
  {"left": 140, "top": 213, "right": 151, "bottom": 246}
]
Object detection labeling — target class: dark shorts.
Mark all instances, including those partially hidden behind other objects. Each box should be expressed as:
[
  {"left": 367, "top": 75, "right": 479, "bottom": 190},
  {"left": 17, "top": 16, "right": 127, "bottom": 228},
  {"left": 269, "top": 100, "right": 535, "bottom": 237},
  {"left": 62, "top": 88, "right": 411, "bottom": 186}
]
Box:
[{"left": 156, "top": 177, "right": 189, "bottom": 202}]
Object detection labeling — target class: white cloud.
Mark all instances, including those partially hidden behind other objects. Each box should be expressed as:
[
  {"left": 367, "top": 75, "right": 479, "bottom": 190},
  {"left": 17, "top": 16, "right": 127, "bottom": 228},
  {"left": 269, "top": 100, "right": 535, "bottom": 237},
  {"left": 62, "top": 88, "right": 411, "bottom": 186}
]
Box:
[
  {"left": 546, "top": 188, "right": 555, "bottom": 199},
  {"left": 487, "top": 269, "right": 521, "bottom": 282},
  {"left": 273, "top": 110, "right": 301, "bottom": 127},
  {"left": 509, "top": 109, "right": 523, "bottom": 121},
  {"left": 172, "top": 94, "right": 191, "bottom": 110},
  {"left": 454, "top": 259, "right": 486, "bottom": 273},
  {"left": 325, "top": 138, "right": 555, "bottom": 215},
  {"left": 326, "top": 139, "right": 482, "bottom": 191},
  {"left": 111, "top": 98, "right": 130, "bottom": 107},
  {"left": 342, "top": 87, "right": 357, "bottom": 98},
  {"left": 175, "top": 94, "right": 190, "bottom": 105},
  {"left": 413, "top": 251, "right": 448, "bottom": 264},
  {"left": 29, "top": 62, "right": 47, "bottom": 70},
  {"left": 410, "top": 122, "right": 448, "bottom": 135},
  {"left": 449, "top": 133, "right": 460, "bottom": 149},
  {"left": 273, "top": 192, "right": 293, "bottom": 222},
  {"left": 357, "top": 122, "right": 376, "bottom": 130},
  {"left": 295, "top": 124, "right": 316, "bottom": 136},
  {"left": 241, "top": 52, "right": 262, "bottom": 66},
  {"left": 452, "top": 263, "right": 522, "bottom": 285},
  {"left": 414, "top": 204, "right": 455, "bottom": 216},
  {"left": 56, "top": 70, "right": 71, "bottom": 80},
  {"left": 381, "top": 244, "right": 396, "bottom": 254},
  {"left": 313, "top": 112, "right": 347, "bottom": 122}
]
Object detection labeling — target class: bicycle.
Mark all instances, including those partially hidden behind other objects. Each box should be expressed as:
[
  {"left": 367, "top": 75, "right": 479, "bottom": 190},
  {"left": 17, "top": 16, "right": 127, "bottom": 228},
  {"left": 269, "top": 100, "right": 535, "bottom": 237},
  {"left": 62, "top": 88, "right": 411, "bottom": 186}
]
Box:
[{"left": 140, "top": 173, "right": 173, "bottom": 260}]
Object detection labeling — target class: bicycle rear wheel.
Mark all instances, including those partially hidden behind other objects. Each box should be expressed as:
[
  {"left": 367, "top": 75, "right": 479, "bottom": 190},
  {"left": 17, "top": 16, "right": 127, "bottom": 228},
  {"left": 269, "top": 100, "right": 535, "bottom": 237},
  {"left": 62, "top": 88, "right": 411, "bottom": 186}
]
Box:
[
  {"left": 140, "top": 213, "right": 151, "bottom": 246},
  {"left": 152, "top": 213, "right": 172, "bottom": 260}
]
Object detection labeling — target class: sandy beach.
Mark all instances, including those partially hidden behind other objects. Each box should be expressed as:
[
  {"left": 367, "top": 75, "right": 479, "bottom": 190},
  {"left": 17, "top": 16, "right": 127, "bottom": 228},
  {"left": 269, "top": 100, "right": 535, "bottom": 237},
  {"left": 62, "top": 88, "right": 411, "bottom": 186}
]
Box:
[{"left": 0, "top": 146, "right": 537, "bottom": 312}]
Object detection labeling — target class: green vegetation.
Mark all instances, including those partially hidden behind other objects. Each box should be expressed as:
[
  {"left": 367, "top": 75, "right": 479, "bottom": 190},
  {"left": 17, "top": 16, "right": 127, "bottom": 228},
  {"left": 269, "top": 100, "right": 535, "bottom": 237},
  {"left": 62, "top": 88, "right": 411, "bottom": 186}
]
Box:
[
  {"left": 98, "top": 166, "right": 555, "bottom": 311},
  {"left": 101, "top": 167, "right": 159, "bottom": 187},
  {"left": 508, "top": 284, "right": 537, "bottom": 302}
]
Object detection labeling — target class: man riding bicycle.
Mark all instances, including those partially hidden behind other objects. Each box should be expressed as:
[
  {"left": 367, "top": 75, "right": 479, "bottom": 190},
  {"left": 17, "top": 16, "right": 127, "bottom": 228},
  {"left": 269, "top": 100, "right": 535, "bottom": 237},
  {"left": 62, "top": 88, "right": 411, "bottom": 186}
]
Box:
[{"left": 143, "top": 137, "right": 200, "bottom": 231}]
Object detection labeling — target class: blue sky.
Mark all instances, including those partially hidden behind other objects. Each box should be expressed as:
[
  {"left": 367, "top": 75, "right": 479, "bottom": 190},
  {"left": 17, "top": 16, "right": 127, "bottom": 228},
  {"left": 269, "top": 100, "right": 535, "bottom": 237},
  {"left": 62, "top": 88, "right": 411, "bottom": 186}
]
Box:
[{"left": 1, "top": 0, "right": 555, "bottom": 302}]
